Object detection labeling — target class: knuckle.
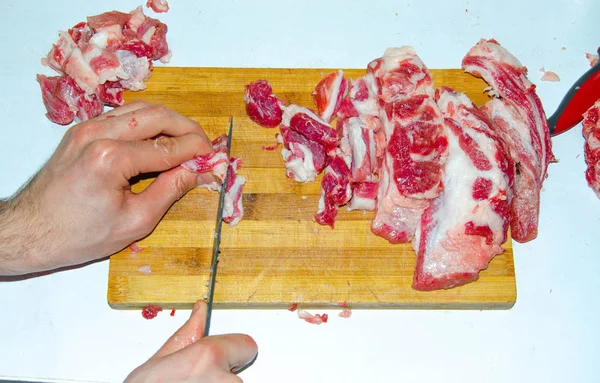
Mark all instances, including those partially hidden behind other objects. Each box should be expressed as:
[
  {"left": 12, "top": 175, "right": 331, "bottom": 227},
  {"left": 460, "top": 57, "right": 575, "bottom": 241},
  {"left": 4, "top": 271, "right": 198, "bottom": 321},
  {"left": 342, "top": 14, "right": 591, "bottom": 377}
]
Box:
[
  {"left": 147, "top": 104, "right": 172, "bottom": 119},
  {"left": 200, "top": 342, "right": 227, "bottom": 366},
  {"left": 155, "top": 135, "right": 179, "bottom": 156},
  {"left": 68, "top": 122, "right": 98, "bottom": 147},
  {"left": 85, "top": 139, "right": 121, "bottom": 171}
]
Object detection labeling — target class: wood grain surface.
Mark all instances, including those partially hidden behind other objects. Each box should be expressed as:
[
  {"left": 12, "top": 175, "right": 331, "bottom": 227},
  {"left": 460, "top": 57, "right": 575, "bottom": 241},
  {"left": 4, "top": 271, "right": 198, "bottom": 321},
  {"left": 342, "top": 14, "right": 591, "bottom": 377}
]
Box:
[{"left": 107, "top": 67, "right": 516, "bottom": 310}]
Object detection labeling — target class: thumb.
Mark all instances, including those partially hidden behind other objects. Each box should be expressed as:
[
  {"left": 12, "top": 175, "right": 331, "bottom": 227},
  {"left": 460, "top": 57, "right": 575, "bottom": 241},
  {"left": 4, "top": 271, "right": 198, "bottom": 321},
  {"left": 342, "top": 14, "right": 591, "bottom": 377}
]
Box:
[
  {"left": 131, "top": 165, "right": 201, "bottom": 227},
  {"left": 152, "top": 300, "right": 208, "bottom": 359}
]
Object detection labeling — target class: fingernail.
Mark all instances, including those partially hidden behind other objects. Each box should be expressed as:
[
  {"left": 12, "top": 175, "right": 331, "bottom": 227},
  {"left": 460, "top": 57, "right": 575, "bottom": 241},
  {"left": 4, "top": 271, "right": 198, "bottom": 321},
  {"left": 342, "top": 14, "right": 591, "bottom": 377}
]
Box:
[{"left": 231, "top": 352, "right": 258, "bottom": 374}]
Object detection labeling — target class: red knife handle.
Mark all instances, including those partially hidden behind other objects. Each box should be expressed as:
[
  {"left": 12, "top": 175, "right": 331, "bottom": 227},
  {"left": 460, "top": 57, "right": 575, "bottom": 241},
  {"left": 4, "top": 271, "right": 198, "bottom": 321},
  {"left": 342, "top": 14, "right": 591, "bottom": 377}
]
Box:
[{"left": 548, "top": 49, "right": 600, "bottom": 136}]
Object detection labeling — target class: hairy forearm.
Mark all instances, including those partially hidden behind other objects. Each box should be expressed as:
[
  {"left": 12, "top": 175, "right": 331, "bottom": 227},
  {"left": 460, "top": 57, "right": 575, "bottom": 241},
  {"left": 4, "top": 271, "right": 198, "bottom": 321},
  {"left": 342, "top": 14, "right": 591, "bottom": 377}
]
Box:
[{"left": 0, "top": 198, "right": 39, "bottom": 275}]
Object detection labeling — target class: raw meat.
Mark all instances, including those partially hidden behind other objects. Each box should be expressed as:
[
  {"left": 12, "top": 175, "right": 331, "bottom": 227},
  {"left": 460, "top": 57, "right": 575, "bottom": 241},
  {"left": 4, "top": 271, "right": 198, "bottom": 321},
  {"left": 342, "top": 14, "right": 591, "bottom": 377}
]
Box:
[
  {"left": 314, "top": 154, "right": 352, "bottom": 228},
  {"left": 288, "top": 303, "right": 299, "bottom": 311},
  {"left": 182, "top": 134, "right": 230, "bottom": 190},
  {"left": 368, "top": 47, "right": 448, "bottom": 243},
  {"left": 38, "top": 6, "right": 170, "bottom": 124},
  {"left": 463, "top": 38, "right": 554, "bottom": 242},
  {"left": 539, "top": 67, "right": 560, "bottom": 82},
  {"left": 347, "top": 181, "right": 378, "bottom": 211},
  {"left": 338, "top": 308, "right": 352, "bottom": 318},
  {"left": 222, "top": 158, "right": 247, "bottom": 227},
  {"left": 282, "top": 105, "right": 338, "bottom": 154},
  {"left": 412, "top": 87, "right": 514, "bottom": 291},
  {"left": 297, "top": 310, "right": 328, "bottom": 325},
  {"left": 586, "top": 52, "right": 599, "bottom": 67},
  {"left": 37, "top": 74, "right": 103, "bottom": 125},
  {"left": 313, "top": 70, "right": 348, "bottom": 123},
  {"left": 141, "top": 305, "right": 162, "bottom": 319},
  {"left": 337, "top": 74, "right": 380, "bottom": 119},
  {"left": 146, "top": 0, "right": 169, "bottom": 13},
  {"left": 582, "top": 100, "right": 600, "bottom": 199},
  {"left": 340, "top": 116, "right": 384, "bottom": 183},
  {"left": 244, "top": 80, "right": 285, "bottom": 128}
]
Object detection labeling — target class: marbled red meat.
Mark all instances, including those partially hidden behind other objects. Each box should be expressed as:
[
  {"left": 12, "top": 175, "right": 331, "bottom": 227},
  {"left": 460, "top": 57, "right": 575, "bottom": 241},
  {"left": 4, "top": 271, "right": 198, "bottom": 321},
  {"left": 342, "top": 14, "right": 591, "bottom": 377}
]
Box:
[
  {"left": 314, "top": 154, "right": 352, "bottom": 228},
  {"left": 462, "top": 39, "right": 554, "bottom": 242},
  {"left": 283, "top": 105, "right": 338, "bottom": 154},
  {"left": 313, "top": 70, "right": 348, "bottom": 123},
  {"left": 412, "top": 87, "right": 513, "bottom": 291},
  {"left": 582, "top": 100, "right": 600, "bottom": 199},
  {"left": 244, "top": 80, "right": 285, "bottom": 128},
  {"left": 369, "top": 47, "right": 447, "bottom": 243},
  {"left": 37, "top": 74, "right": 103, "bottom": 124}
]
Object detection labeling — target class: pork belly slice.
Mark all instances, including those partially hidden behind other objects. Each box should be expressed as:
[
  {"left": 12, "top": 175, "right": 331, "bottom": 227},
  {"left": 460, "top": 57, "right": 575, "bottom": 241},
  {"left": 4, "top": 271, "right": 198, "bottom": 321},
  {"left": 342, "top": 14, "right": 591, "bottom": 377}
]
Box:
[
  {"left": 314, "top": 155, "right": 352, "bottom": 228},
  {"left": 313, "top": 70, "right": 348, "bottom": 123},
  {"left": 37, "top": 74, "right": 103, "bottom": 125},
  {"left": 222, "top": 158, "right": 246, "bottom": 227},
  {"left": 244, "top": 80, "right": 285, "bottom": 128},
  {"left": 583, "top": 100, "right": 600, "bottom": 199},
  {"left": 462, "top": 38, "right": 554, "bottom": 242},
  {"left": 412, "top": 88, "right": 513, "bottom": 291}
]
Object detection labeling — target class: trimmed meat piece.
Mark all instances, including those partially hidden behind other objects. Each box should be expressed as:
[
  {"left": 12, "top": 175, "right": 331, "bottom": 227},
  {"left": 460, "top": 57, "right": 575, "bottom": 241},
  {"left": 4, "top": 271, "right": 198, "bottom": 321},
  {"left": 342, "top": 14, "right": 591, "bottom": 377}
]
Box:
[
  {"left": 347, "top": 181, "right": 378, "bottom": 211},
  {"left": 337, "top": 74, "right": 380, "bottom": 120},
  {"left": 37, "top": 74, "right": 103, "bottom": 125},
  {"left": 114, "top": 50, "right": 151, "bottom": 91},
  {"left": 222, "top": 158, "right": 247, "bottom": 227},
  {"left": 87, "top": 11, "right": 132, "bottom": 30},
  {"left": 182, "top": 134, "right": 230, "bottom": 190},
  {"left": 97, "top": 81, "right": 124, "bottom": 107},
  {"left": 412, "top": 87, "right": 513, "bottom": 291},
  {"left": 342, "top": 116, "right": 384, "bottom": 182},
  {"left": 313, "top": 70, "right": 348, "bottom": 123},
  {"left": 279, "top": 127, "right": 326, "bottom": 182},
  {"left": 338, "top": 308, "right": 352, "bottom": 318},
  {"left": 146, "top": 0, "right": 170, "bottom": 13},
  {"left": 135, "top": 13, "right": 171, "bottom": 62},
  {"left": 42, "top": 31, "right": 78, "bottom": 73},
  {"left": 244, "top": 80, "right": 285, "bottom": 128},
  {"left": 539, "top": 68, "right": 560, "bottom": 82},
  {"left": 462, "top": 38, "right": 554, "bottom": 242},
  {"left": 282, "top": 105, "right": 338, "bottom": 154},
  {"left": 315, "top": 155, "right": 352, "bottom": 228},
  {"left": 297, "top": 310, "right": 328, "bottom": 325},
  {"left": 583, "top": 100, "right": 600, "bottom": 199}
]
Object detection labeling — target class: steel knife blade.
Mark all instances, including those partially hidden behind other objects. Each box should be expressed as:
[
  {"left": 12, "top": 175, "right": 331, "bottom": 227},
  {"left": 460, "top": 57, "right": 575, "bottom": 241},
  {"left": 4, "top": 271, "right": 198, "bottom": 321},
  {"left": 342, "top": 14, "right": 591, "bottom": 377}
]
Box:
[{"left": 204, "top": 116, "right": 234, "bottom": 336}]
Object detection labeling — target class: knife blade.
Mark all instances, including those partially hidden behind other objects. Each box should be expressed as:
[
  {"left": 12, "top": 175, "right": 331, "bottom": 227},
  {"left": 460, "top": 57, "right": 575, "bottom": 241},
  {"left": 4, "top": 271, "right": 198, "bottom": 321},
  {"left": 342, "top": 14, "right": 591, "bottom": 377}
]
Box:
[{"left": 204, "top": 116, "right": 234, "bottom": 337}]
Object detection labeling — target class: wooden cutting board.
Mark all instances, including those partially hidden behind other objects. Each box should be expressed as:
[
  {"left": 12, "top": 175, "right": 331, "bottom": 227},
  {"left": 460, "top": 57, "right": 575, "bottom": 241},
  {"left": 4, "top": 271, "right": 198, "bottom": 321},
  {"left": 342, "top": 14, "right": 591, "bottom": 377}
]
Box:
[{"left": 107, "top": 67, "right": 516, "bottom": 310}]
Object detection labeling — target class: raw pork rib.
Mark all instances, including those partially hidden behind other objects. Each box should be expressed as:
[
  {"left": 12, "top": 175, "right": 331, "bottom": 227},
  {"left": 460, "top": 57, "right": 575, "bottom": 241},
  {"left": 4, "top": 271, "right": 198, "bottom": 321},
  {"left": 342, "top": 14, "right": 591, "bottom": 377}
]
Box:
[
  {"left": 314, "top": 154, "right": 352, "bottom": 228},
  {"left": 313, "top": 70, "right": 348, "bottom": 123},
  {"left": 182, "top": 134, "right": 246, "bottom": 226},
  {"left": 38, "top": 6, "right": 171, "bottom": 124},
  {"left": 368, "top": 47, "right": 448, "bottom": 243},
  {"left": 583, "top": 100, "right": 600, "bottom": 199},
  {"left": 244, "top": 80, "right": 285, "bottom": 128},
  {"left": 463, "top": 39, "right": 554, "bottom": 242},
  {"left": 412, "top": 87, "right": 514, "bottom": 290}
]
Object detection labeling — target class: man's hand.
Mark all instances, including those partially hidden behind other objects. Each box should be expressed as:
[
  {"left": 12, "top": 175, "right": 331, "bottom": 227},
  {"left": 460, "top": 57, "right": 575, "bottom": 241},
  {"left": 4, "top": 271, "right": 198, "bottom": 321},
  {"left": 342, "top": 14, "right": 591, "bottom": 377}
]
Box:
[
  {"left": 125, "top": 300, "right": 258, "bottom": 383},
  {"left": 0, "top": 101, "right": 212, "bottom": 275}
]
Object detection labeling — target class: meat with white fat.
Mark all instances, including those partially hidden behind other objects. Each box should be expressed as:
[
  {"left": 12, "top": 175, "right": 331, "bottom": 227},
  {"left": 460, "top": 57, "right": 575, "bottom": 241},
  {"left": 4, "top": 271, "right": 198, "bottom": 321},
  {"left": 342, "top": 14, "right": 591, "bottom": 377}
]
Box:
[{"left": 583, "top": 100, "right": 600, "bottom": 199}]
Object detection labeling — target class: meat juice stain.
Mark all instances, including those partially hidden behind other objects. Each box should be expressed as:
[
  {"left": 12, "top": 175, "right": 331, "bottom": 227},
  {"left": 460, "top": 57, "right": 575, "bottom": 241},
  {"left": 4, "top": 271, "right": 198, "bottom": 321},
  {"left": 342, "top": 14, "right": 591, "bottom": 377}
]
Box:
[{"left": 129, "top": 117, "right": 138, "bottom": 128}]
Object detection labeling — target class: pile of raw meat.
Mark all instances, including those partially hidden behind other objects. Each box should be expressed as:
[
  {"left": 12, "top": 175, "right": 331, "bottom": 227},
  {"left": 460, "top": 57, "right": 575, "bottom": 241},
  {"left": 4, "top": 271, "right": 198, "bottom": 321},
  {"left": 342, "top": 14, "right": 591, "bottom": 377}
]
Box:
[
  {"left": 245, "top": 39, "right": 554, "bottom": 291},
  {"left": 37, "top": 6, "right": 171, "bottom": 125}
]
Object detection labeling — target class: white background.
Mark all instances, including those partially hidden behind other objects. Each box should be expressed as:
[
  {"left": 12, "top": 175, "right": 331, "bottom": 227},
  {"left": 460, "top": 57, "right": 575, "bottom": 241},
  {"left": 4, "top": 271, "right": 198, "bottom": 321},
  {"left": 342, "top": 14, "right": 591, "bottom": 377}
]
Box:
[{"left": 0, "top": 0, "right": 598, "bottom": 382}]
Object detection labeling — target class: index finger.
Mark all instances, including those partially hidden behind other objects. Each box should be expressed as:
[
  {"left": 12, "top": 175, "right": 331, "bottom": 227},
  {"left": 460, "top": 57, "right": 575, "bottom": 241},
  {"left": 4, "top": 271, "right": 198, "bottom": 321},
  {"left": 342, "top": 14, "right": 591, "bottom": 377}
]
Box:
[{"left": 88, "top": 103, "right": 210, "bottom": 143}]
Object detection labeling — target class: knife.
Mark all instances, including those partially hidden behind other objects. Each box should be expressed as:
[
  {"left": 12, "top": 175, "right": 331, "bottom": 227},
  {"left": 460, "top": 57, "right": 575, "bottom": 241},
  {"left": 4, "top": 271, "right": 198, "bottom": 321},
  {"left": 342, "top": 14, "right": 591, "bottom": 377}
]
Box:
[
  {"left": 548, "top": 48, "right": 600, "bottom": 136},
  {"left": 204, "top": 116, "right": 234, "bottom": 337}
]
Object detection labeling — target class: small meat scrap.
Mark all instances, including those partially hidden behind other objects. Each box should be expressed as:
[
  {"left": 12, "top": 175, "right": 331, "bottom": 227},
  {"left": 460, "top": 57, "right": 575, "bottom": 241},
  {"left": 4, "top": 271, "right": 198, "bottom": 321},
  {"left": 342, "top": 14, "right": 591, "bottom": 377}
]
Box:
[
  {"left": 297, "top": 310, "right": 328, "bottom": 325},
  {"left": 338, "top": 308, "right": 352, "bottom": 318},
  {"left": 38, "top": 6, "right": 171, "bottom": 124},
  {"left": 288, "top": 303, "right": 299, "bottom": 311},
  {"left": 539, "top": 67, "right": 560, "bottom": 82},
  {"left": 146, "top": 0, "right": 169, "bottom": 13},
  {"left": 582, "top": 100, "right": 600, "bottom": 199},
  {"left": 137, "top": 265, "right": 152, "bottom": 275},
  {"left": 244, "top": 80, "right": 286, "bottom": 128},
  {"left": 586, "top": 52, "right": 599, "bottom": 67},
  {"left": 170, "top": 309, "right": 176, "bottom": 316},
  {"left": 282, "top": 105, "right": 338, "bottom": 154},
  {"left": 313, "top": 70, "right": 348, "bottom": 123},
  {"left": 141, "top": 305, "right": 162, "bottom": 319},
  {"left": 314, "top": 154, "right": 352, "bottom": 228}
]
